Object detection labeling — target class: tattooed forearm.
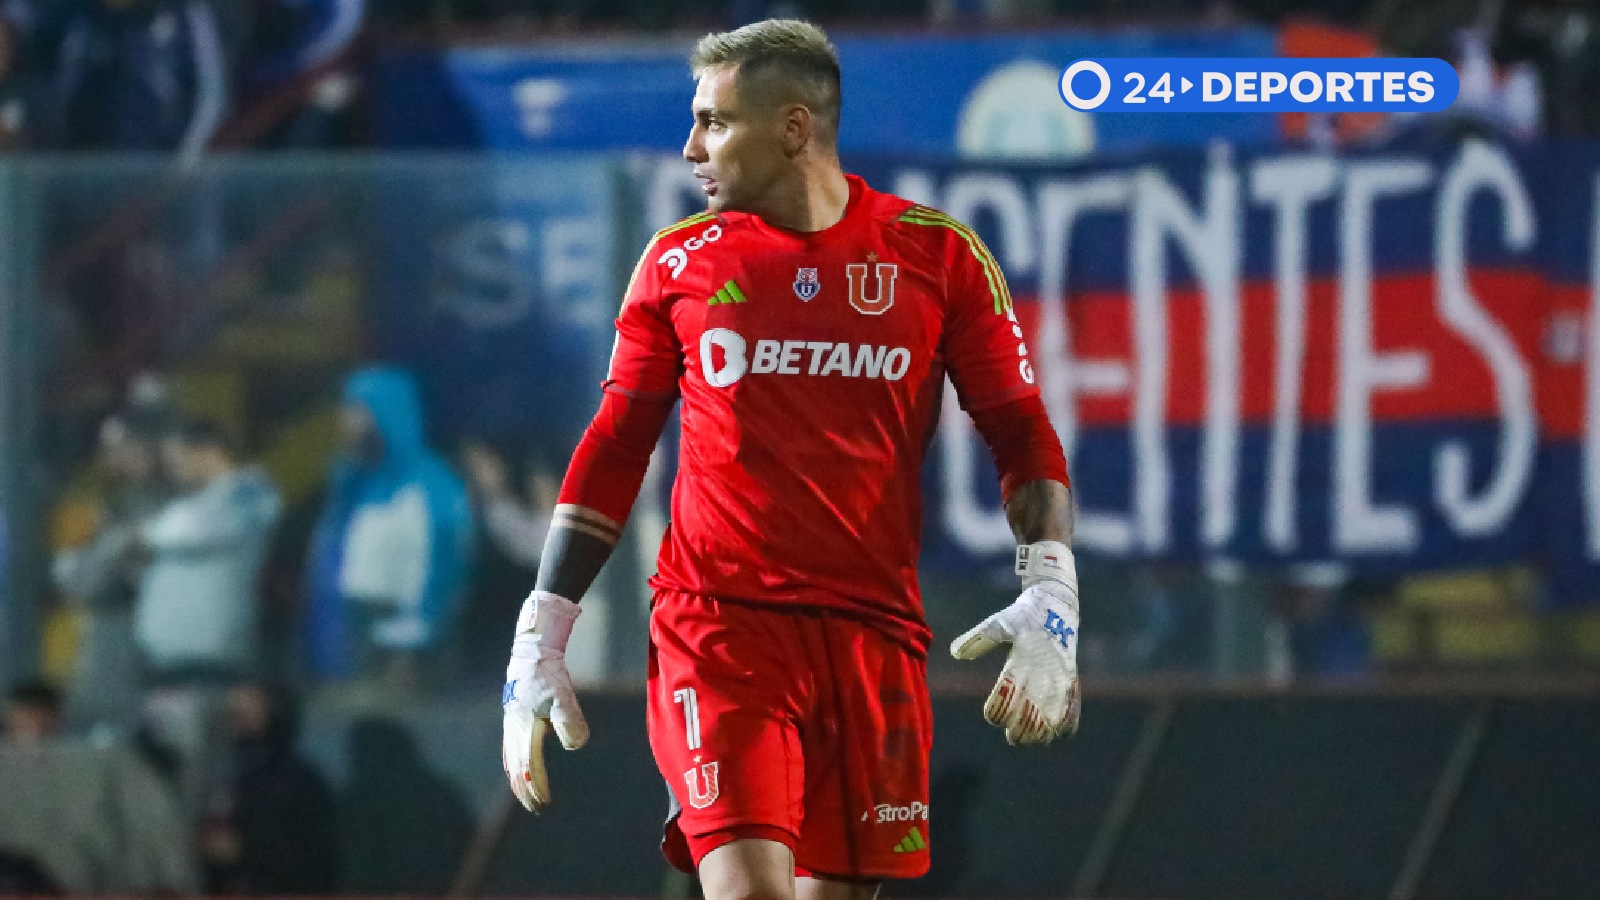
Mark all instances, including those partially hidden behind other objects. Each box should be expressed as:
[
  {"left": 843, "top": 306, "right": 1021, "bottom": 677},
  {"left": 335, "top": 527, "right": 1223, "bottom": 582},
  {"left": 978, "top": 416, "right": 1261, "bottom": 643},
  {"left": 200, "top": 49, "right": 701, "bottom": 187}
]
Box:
[
  {"left": 533, "top": 504, "right": 622, "bottom": 601},
  {"left": 1005, "top": 479, "right": 1074, "bottom": 545}
]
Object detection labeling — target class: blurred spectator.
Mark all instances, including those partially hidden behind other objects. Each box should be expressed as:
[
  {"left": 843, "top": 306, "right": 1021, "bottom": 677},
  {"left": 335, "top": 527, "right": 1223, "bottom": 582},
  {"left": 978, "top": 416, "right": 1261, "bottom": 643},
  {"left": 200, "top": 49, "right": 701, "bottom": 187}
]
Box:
[
  {"left": 459, "top": 439, "right": 555, "bottom": 678},
  {"left": 0, "top": 728, "right": 200, "bottom": 893},
  {"left": 304, "top": 366, "right": 473, "bottom": 684},
  {"left": 1265, "top": 563, "right": 1377, "bottom": 682},
  {"left": 51, "top": 414, "right": 167, "bottom": 731},
  {"left": 1368, "top": 0, "right": 1545, "bottom": 143},
  {"left": 0, "top": 0, "right": 81, "bottom": 151},
  {"left": 460, "top": 439, "right": 555, "bottom": 570},
  {"left": 2, "top": 681, "right": 62, "bottom": 743},
  {"left": 245, "top": 0, "right": 362, "bottom": 92},
  {"left": 1493, "top": 0, "right": 1600, "bottom": 137},
  {"left": 44, "top": 0, "right": 230, "bottom": 158},
  {"left": 136, "top": 418, "right": 281, "bottom": 815},
  {"left": 136, "top": 419, "right": 281, "bottom": 679},
  {"left": 200, "top": 681, "right": 341, "bottom": 896},
  {"left": 239, "top": 0, "right": 363, "bottom": 147},
  {"left": 0, "top": 684, "right": 64, "bottom": 894},
  {"left": 0, "top": 3, "right": 30, "bottom": 149}
]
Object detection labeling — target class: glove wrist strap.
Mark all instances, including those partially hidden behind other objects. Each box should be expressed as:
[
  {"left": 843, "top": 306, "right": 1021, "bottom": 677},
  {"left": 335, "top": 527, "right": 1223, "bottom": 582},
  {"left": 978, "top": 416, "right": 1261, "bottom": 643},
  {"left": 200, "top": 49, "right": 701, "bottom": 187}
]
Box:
[
  {"left": 513, "top": 590, "right": 581, "bottom": 653},
  {"left": 1016, "top": 540, "right": 1076, "bottom": 590}
]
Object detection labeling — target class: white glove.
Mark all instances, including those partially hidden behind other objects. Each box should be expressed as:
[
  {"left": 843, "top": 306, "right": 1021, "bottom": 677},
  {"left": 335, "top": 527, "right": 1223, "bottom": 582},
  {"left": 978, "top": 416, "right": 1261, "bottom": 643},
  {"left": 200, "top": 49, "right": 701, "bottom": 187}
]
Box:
[
  {"left": 502, "top": 590, "right": 589, "bottom": 812},
  {"left": 951, "top": 541, "right": 1081, "bottom": 746}
]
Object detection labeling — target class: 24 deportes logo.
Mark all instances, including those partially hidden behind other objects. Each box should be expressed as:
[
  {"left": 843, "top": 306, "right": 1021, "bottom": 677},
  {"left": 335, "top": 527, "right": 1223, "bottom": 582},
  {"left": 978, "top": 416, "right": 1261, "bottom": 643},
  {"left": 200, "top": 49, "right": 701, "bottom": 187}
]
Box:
[{"left": 1059, "top": 58, "right": 1459, "bottom": 113}]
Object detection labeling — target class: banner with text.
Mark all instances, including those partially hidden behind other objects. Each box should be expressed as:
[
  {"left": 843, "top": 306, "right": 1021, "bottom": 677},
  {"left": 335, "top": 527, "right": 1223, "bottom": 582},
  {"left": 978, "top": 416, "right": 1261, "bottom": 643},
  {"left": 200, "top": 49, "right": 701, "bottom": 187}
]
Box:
[{"left": 640, "top": 141, "right": 1600, "bottom": 601}]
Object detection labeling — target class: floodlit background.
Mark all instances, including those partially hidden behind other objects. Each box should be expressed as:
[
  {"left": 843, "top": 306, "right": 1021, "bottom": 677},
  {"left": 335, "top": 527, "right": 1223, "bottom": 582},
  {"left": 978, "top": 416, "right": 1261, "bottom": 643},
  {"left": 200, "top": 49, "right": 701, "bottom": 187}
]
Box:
[{"left": 0, "top": 0, "right": 1598, "bottom": 896}]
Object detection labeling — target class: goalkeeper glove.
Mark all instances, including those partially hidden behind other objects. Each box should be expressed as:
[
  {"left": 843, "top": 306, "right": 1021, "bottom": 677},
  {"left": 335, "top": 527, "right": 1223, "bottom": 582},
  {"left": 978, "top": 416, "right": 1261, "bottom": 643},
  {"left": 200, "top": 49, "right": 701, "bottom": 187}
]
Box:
[
  {"left": 951, "top": 541, "right": 1081, "bottom": 745},
  {"left": 502, "top": 590, "right": 589, "bottom": 812}
]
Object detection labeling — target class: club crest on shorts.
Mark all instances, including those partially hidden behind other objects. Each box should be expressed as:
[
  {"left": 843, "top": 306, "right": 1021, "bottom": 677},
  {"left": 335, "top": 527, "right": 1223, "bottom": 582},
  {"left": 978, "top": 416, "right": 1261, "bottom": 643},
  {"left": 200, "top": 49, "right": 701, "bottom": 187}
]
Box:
[
  {"left": 794, "top": 267, "right": 820, "bottom": 302},
  {"left": 846, "top": 254, "right": 898, "bottom": 315},
  {"left": 684, "top": 761, "right": 720, "bottom": 809}
]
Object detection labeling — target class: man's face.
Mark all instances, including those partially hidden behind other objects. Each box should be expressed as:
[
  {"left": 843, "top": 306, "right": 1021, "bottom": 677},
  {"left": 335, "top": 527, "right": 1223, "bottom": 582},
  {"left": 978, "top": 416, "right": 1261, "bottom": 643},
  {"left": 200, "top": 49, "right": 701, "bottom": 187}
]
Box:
[
  {"left": 226, "top": 685, "right": 271, "bottom": 740},
  {"left": 99, "top": 420, "right": 156, "bottom": 483},
  {"left": 340, "top": 403, "right": 382, "bottom": 465},
  {"left": 3, "top": 705, "right": 58, "bottom": 743},
  {"left": 683, "top": 65, "right": 789, "bottom": 215},
  {"left": 160, "top": 437, "right": 202, "bottom": 488}
]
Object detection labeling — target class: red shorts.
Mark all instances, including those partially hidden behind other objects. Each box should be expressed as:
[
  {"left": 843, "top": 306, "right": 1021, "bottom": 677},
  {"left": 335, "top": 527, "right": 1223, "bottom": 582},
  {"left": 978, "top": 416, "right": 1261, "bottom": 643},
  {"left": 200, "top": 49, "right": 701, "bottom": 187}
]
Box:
[{"left": 646, "top": 590, "right": 933, "bottom": 881}]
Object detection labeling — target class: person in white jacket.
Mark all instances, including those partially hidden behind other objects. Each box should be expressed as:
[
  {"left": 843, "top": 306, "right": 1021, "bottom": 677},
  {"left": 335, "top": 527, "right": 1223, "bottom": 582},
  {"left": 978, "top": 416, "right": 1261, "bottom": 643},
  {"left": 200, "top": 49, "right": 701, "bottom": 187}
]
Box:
[
  {"left": 134, "top": 418, "right": 281, "bottom": 815},
  {"left": 135, "top": 419, "right": 281, "bottom": 676}
]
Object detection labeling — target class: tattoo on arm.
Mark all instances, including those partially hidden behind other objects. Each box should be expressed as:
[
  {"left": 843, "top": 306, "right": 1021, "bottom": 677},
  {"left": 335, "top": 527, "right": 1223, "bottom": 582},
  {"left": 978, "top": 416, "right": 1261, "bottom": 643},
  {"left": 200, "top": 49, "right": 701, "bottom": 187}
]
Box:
[
  {"left": 533, "top": 504, "right": 624, "bottom": 601},
  {"left": 1005, "top": 480, "right": 1075, "bottom": 546}
]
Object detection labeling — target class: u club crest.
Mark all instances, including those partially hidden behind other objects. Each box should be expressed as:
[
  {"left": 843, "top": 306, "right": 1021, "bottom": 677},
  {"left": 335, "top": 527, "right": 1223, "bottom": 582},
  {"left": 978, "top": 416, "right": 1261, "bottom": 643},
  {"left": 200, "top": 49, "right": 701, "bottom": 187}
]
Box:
[
  {"left": 793, "top": 267, "right": 820, "bottom": 302},
  {"left": 685, "top": 761, "right": 720, "bottom": 809},
  {"left": 846, "top": 254, "right": 898, "bottom": 315}
]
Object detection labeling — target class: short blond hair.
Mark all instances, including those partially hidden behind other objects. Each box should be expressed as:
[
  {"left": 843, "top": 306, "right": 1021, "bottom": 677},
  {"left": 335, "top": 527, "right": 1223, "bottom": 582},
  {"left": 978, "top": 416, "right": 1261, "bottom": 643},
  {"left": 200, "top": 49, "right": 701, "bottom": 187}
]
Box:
[{"left": 689, "top": 19, "right": 841, "bottom": 137}]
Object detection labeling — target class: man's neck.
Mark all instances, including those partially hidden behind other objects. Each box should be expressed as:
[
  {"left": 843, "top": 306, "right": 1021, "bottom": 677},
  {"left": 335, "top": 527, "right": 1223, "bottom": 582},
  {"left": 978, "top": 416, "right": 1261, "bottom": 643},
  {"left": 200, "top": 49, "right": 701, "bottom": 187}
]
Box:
[{"left": 753, "top": 163, "right": 851, "bottom": 233}]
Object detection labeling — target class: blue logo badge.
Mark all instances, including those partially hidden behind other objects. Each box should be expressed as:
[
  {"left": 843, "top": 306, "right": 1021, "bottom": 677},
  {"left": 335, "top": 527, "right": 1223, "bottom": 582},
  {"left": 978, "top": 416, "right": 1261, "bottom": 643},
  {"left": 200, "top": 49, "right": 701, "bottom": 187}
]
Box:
[
  {"left": 502, "top": 680, "right": 517, "bottom": 706},
  {"left": 794, "top": 267, "right": 820, "bottom": 301},
  {"left": 1044, "top": 610, "right": 1076, "bottom": 649}
]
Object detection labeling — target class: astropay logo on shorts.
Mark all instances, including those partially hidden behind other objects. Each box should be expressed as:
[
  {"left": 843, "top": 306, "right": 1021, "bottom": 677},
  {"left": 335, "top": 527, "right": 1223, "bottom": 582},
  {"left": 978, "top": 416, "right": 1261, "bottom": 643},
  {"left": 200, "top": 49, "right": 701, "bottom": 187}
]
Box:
[
  {"left": 862, "top": 801, "right": 929, "bottom": 824},
  {"left": 699, "top": 328, "right": 913, "bottom": 388}
]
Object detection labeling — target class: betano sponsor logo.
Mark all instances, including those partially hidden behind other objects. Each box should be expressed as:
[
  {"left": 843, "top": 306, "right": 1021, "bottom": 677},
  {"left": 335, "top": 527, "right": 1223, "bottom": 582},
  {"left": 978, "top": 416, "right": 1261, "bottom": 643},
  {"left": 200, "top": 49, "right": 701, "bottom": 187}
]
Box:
[{"left": 700, "top": 328, "right": 913, "bottom": 388}]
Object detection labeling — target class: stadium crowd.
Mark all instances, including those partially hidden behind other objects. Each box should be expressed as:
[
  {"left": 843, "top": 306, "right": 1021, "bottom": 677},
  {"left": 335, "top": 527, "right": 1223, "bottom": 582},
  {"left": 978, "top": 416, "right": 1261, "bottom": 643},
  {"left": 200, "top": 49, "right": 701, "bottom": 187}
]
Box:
[
  {"left": 0, "top": 0, "right": 364, "bottom": 153},
  {"left": 2, "top": 363, "right": 549, "bottom": 894}
]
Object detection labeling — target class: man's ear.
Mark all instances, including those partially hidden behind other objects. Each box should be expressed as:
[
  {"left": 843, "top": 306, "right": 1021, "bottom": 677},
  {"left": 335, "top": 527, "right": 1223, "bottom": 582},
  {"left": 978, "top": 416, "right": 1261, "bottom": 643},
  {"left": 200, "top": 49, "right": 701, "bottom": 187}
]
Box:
[{"left": 782, "top": 105, "right": 812, "bottom": 157}]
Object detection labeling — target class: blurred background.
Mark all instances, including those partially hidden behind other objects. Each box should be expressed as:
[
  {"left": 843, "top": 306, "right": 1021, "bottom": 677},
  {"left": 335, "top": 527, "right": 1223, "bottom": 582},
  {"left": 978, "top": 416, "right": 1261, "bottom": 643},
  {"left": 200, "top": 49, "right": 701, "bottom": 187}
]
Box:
[{"left": 0, "top": 0, "right": 1598, "bottom": 896}]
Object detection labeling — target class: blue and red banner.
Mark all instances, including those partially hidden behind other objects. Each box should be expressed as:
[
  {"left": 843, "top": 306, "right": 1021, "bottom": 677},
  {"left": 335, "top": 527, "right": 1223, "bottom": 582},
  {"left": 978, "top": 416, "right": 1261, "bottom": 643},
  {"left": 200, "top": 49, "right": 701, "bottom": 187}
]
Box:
[{"left": 637, "top": 141, "right": 1600, "bottom": 601}]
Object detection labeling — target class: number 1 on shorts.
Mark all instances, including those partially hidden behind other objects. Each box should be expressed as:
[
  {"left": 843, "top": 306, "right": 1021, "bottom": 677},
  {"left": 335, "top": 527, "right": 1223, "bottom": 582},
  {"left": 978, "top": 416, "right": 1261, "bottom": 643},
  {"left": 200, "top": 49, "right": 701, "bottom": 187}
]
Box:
[{"left": 674, "top": 687, "right": 702, "bottom": 751}]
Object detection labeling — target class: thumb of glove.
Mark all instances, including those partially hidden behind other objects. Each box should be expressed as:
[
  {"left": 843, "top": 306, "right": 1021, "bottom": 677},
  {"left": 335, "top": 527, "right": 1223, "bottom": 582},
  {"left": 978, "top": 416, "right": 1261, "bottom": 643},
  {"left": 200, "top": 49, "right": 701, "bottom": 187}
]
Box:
[
  {"left": 951, "top": 613, "right": 1015, "bottom": 661},
  {"left": 551, "top": 690, "right": 590, "bottom": 751}
]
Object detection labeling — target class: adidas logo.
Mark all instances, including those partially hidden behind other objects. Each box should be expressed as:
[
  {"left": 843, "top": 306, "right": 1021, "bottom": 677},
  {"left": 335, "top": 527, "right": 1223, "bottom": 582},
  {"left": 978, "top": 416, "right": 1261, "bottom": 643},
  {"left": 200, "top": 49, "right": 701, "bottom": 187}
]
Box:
[
  {"left": 891, "top": 826, "right": 926, "bottom": 854},
  {"left": 707, "top": 280, "right": 748, "bottom": 306}
]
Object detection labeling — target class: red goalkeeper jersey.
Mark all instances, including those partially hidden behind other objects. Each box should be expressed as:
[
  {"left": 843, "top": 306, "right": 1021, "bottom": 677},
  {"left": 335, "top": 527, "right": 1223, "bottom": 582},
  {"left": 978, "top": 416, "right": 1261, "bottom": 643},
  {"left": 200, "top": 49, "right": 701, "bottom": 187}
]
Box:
[{"left": 606, "top": 175, "right": 1040, "bottom": 653}]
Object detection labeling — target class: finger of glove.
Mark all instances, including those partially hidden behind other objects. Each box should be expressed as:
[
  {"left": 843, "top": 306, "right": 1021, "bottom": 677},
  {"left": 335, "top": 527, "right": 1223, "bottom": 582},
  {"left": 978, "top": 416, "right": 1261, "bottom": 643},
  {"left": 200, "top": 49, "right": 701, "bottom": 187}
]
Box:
[
  {"left": 952, "top": 616, "right": 1013, "bottom": 661},
  {"left": 1024, "top": 679, "right": 1081, "bottom": 745},
  {"left": 1057, "top": 677, "right": 1083, "bottom": 739},
  {"left": 502, "top": 710, "right": 542, "bottom": 812},
  {"left": 1005, "top": 697, "right": 1045, "bottom": 746},
  {"left": 522, "top": 715, "right": 554, "bottom": 812},
  {"left": 982, "top": 675, "right": 1022, "bottom": 730},
  {"left": 551, "top": 691, "right": 590, "bottom": 751}
]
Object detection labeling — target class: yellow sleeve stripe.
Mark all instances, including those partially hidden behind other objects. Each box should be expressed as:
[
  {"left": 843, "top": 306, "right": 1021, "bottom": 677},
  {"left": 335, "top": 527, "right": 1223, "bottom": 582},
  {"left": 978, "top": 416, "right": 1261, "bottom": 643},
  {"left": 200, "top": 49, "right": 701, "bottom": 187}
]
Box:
[
  {"left": 898, "top": 207, "right": 1013, "bottom": 315},
  {"left": 655, "top": 211, "right": 715, "bottom": 239},
  {"left": 902, "top": 207, "right": 1013, "bottom": 314},
  {"left": 622, "top": 212, "right": 716, "bottom": 302}
]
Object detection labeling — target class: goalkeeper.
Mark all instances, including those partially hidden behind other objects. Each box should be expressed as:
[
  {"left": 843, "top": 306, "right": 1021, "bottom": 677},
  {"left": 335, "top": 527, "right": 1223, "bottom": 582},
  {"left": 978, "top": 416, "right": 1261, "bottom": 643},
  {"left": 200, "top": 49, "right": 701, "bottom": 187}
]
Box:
[{"left": 501, "top": 17, "right": 1079, "bottom": 900}]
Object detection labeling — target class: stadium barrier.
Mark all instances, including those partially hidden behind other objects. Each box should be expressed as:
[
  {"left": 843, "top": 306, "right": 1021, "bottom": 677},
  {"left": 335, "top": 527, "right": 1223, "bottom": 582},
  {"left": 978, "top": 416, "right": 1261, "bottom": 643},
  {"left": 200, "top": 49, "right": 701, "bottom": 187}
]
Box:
[{"left": 290, "top": 681, "right": 1600, "bottom": 898}]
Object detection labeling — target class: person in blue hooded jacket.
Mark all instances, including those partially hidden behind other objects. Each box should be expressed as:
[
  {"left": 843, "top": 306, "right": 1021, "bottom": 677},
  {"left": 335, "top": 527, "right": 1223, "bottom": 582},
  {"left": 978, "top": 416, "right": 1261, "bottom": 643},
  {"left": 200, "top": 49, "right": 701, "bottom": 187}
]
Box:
[{"left": 304, "top": 367, "right": 473, "bottom": 682}]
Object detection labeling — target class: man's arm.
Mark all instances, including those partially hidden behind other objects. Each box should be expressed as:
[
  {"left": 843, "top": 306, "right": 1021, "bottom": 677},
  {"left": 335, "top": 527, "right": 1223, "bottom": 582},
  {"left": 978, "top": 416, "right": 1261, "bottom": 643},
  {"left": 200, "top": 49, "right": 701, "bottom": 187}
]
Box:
[
  {"left": 529, "top": 389, "right": 672, "bottom": 603},
  {"left": 533, "top": 504, "right": 624, "bottom": 600},
  {"left": 501, "top": 390, "right": 670, "bottom": 812},
  {"left": 1005, "top": 479, "right": 1074, "bottom": 547},
  {"left": 955, "top": 470, "right": 1083, "bottom": 746},
  {"left": 504, "top": 223, "right": 681, "bottom": 811}
]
